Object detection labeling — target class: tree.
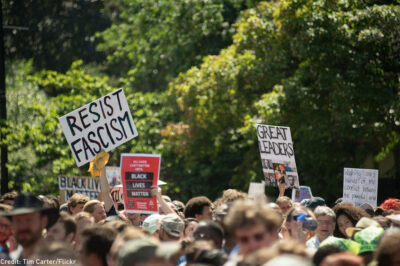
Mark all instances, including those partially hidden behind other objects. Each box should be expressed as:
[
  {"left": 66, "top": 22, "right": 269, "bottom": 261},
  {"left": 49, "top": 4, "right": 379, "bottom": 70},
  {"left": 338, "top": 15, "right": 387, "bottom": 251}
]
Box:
[
  {"left": 160, "top": 0, "right": 400, "bottom": 202},
  {"left": 3, "top": 0, "right": 112, "bottom": 72},
  {"left": 4, "top": 61, "right": 170, "bottom": 194},
  {"left": 96, "top": 0, "right": 262, "bottom": 91}
]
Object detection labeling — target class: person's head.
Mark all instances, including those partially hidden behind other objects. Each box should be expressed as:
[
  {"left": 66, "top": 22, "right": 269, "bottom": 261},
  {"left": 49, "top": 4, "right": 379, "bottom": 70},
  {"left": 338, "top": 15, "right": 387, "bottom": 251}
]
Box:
[
  {"left": 244, "top": 238, "right": 310, "bottom": 266},
  {"left": 193, "top": 220, "right": 224, "bottom": 249},
  {"left": 73, "top": 211, "right": 95, "bottom": 250},
  {"left": 45, "top": 212, "right": 76, "bottom": 244},
  {"left": 29, "top": 241, "right": 79, "bottom": 266},
  {"left": 313, "top": 245, "right": 344, "bottom": 266},
  {"left": 142, "top": 214, "right": 164, "bottom": 238},
  {"left": 79, "top": 225, "right": 117, "bottom": 266},
  {"left": 13, "top": 211, "right": 47, "bottom": 248},
  {"left": 0, "top": 204, "right": 12, "bottom": 245},
  {"left": 184, "top": 218, "right": 199, "bottom": 238},
  {"left": 320, "top": 252, "right": 363, "bottom": 266},
  {"left": 219, "top": 189, "right": 248, "bottom": 205},
  {"left": 332, "top": 203, "right": 370, "bottom": 238},
  {"left": 68, "top": 194, "right": 89, "bottom": 215},
  {"left": 285, "top": 206, "right": 316, "bottom": 240},
  {"left": 374, "top": 229, "right": 400, "bottom": 266},
  {"left": 83, "top": 200, "right": 106, "bottom": 223},
  {"left": 125, "top": 212, "right": 141, "bottom": 227},
  {"left": 224, "top": 199, "right": 281, "bottom": 256},
  {"left": 303, "top": 197, "right": 326, "bottom": 212},
  {"left": 185, "top": 240, "right": 227, "bottom": 266},
  {"left": 159, "top": 214, "right": 184, "bottom": 241},
  {"left": 107, "top": 227, "right": 145, "bottom": 266},
  {"left": 276, "top": 196, "right": 292, "bottom": 215},
  {"left": 172, "top": 200, "right": 185, "bottom": 214},
  {"left": 373, "top": 216, "right": 391, "bottom": 230},
  {"left": 10, "top": 193, "right": 59, "bottom": 250},
  {"left": 118, "top": 237, "right": 180, "bottom": 266},
  {"left": 0, "top": 191, "right": 18, "bottom": 206},
  {"left": 354, "top": 226, "right": 384, "bottom": 265},
  {"left": 314, "top": 206, "right": 336, "bottom": 242},
  {"left": 184, "top": 196, "right": 213, "bottom": 221}
]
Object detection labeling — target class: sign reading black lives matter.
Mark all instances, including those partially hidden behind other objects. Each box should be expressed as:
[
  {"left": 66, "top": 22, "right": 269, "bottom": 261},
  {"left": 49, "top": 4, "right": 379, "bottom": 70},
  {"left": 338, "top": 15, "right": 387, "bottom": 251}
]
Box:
[
  {"left": 256, "top": 124, "right": 299, "bottom": 189},
  {"left": 59, "top": 175, "right": 101, "bottom": 203},
  {"left": 59, "top": 89, "right": 138, "bottom": 167}
]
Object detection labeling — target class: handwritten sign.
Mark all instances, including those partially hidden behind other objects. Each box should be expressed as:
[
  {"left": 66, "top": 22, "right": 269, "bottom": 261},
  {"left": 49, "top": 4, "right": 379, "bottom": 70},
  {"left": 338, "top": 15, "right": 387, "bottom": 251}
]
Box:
[
  {"left": 248, "top": 182, "right": 265, "bottom": 201},
  {"left": 59, "top": 175, "right": 101, "bottom": 203},
  {"left": 59, "top": 89, "right": 138, "bottom": 167},
  {"left": 111, "top": 185, "right": 124, "bottom": 207},
  {"left": 256, "top": 124, "right": 299, "bottom": 189},
  {"left": 120, "top": 154, "right": 160, "bottom": 214},
  {"left": 343, "top": 168, "right": 378, "bottom": 207}
]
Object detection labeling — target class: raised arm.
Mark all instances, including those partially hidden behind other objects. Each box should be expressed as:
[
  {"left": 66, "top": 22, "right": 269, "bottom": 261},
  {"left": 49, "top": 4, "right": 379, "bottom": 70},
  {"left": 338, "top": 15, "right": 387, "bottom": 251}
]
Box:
[
  {"left": 151, "top": 185, "right": 174, "bottom": 214},
  {"left": 99, "top": 167, "right": 114, "bottom": 212}
]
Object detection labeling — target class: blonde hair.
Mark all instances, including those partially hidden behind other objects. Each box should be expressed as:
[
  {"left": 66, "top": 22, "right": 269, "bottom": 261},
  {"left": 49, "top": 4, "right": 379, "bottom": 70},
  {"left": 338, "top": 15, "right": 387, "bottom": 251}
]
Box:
[{"left": 83, "top": 200, "right": 102, "bottom": 214}]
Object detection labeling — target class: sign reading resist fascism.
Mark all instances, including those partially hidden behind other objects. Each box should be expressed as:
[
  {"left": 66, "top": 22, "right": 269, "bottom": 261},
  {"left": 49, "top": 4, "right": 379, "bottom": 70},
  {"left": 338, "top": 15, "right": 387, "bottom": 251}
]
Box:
[
  {"left": 343, "top": 168, "right": 378, "bottom": 207},
  {"left": 256, "top": 124, "right": 299, "bottom": 189},
  {"left": 59, "top": 89, "right": 138, "bottom": 167},
  {"left": 120, "top": 153, "right": 161, "bottom": 214}
]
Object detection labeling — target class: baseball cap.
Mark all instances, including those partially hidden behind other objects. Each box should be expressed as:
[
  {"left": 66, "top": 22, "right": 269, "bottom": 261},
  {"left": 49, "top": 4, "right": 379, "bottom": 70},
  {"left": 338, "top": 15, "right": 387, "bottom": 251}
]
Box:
[
  {"left": 303, "top": 197, "right": 325, "bottom": 211},
  {"left": 360, "top": 203, "right": 374, "bottom": 216},
  {"left": 118, "top": 237, "right": 180, "bottom": 266},
  {"left": 142, "top": 214, "right": 164, "bottom": 234},
  {"left": 161, "top": 214, "right": 184, "bottom": 238}
]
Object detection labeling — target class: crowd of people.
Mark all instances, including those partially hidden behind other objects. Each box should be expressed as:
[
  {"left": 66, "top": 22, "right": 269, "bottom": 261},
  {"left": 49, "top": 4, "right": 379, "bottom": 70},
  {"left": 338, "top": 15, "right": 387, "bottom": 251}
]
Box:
[{"left": 0, "top": 176, "right": 399, "bottom": 266}]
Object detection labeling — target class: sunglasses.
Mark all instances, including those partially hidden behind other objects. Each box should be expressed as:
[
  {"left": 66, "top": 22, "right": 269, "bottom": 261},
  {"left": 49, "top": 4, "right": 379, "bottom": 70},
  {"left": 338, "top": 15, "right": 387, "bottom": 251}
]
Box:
[{"left": 238, "top": 231, "right": 266, "bottom": 244}]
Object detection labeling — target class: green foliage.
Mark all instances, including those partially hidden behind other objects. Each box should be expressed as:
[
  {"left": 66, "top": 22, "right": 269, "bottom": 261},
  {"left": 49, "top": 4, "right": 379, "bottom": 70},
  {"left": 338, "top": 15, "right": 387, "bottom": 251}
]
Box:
[
  {"left": 3, "top": 0, "right": 111, "bottom": 71},
  {"left": 4, "top": 0, "right": 400, "bottom": 203},
  {"left": 96, "top": 0, "right": 262, "bottom": 92},
  {"left": 4, "top": 61, "right": 170, "bottom": 195},
  {"left": 160, "top": 0, "right": 400, "bottom": 202}
]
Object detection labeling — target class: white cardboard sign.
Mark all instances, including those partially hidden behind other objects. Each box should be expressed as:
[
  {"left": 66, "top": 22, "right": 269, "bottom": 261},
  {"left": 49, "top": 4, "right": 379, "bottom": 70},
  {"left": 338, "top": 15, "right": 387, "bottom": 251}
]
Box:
[
  {"left": 248, "top": 182, "right": 265, "bottom": 200},
  {"left": 343, "top": 168, "right": 378, "bottom": 207},
  {"left": 59, "top": 89, "right": 138, "bottom": 166},
  {"left": 256, "top": 124, "right": 299, "bottom": 189}
]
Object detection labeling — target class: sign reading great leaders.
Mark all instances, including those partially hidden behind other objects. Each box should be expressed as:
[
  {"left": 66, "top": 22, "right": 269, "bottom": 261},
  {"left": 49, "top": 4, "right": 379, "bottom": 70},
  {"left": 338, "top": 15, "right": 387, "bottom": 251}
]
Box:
[
  {"left": 343, "top": 168, "right": 378, "bottom": 207},
  {"left": 256, "top": 124, "right": 299, "bottom": 189},
  {"left": 120, "top": 153, "right": 160, "bottom": 214},
  {"left": 59, "top": 89, "right": 138, "bottom": 167}
]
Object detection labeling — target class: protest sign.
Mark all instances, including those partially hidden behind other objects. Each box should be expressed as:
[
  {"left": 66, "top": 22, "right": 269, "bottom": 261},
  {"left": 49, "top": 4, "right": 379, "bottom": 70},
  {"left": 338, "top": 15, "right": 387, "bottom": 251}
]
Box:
[
  {"left": 120, "top": 153, "right": 161, "bottom": 214},
  {"left": 59, "top": 175, "right": 101, "bottom": 203},
  {"left": 59, "top": 89, "right": 138, "bottom": 167},
  {"left": 106, "top": 166, "right": 122, "bottom": 187},
  {"left": 256, "top": 124, "right": 299, "bottom": 189},
  {"left": 343, "top": 168, "right": 378, "bottom": 207},
  {"left": 292, "top": 186, "right": 313, "bottom": 203},
  {"left": 248, "top": 182, "right": 265, "bottom": 201}
]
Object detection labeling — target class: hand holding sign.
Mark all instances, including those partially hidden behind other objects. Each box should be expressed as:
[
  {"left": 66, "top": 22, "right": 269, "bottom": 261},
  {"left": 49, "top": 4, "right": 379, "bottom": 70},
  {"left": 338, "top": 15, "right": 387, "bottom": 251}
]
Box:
[
  {"left": 88, "top": 151, "right": 109, "bottom": 177},
  {"left": 278, "top": 181, "right": 288, "bottom": 197}
]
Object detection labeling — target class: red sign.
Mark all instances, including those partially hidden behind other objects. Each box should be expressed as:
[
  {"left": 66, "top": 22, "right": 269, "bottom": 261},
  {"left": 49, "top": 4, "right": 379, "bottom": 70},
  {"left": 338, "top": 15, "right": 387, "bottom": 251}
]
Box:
[{"left": 120, "top": 154, "right": 161, "bottom": 214}]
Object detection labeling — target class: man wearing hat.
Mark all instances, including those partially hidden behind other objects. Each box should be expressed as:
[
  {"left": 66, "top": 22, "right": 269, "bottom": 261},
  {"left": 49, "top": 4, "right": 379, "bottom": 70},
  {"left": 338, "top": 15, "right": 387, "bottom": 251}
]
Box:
[
  {"left": 158, "top": 214, "right": 184, "bottom": 242},
  {"left": 7, "top": 193, "right": 58, "bottom": 265}
]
